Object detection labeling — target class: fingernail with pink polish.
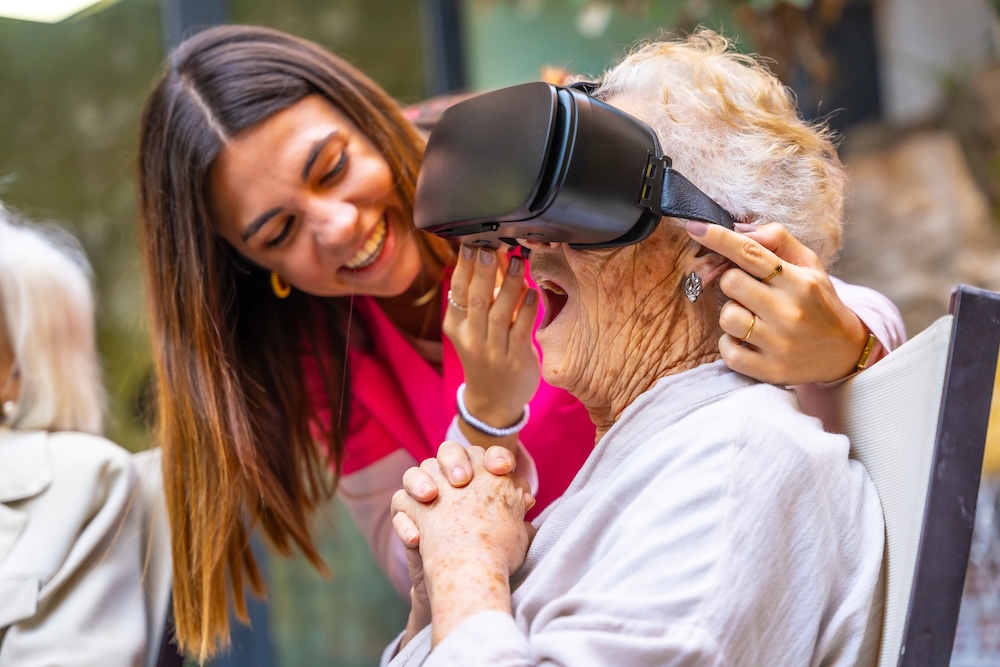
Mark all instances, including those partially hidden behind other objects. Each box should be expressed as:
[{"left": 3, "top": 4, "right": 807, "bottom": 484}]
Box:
[
  {"left": 686, "top": 221, "right": 708, "bottom": 237},
  {"left": 478, "top": 248, "right": 494, "bottom": 266},
  {"left": 461, "top": 244, "right": 475, "bottom": 259},
  {"left": 525, "top": 290, "right": 537, "bottom": 306},
  {"left": 508, "top": 256, "right": 522, "bottom": 276},
  {"left": 733, "top": 223, "right": 756, "bottom": 233}
]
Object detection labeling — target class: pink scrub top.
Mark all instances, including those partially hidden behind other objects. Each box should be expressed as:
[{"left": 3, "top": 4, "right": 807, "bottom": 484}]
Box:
[{"left": 301, "top": 271, "right": 597, "bottom": 516}]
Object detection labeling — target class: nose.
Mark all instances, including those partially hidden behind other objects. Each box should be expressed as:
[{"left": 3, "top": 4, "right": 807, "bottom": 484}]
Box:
[{"left": 307, "top": 199, "right": 359, "bottom": 250}]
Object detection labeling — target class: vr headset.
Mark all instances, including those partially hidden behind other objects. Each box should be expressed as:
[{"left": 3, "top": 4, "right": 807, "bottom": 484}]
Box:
[{"left": 413, "top": 81, "right": 736, "bottom": 250}]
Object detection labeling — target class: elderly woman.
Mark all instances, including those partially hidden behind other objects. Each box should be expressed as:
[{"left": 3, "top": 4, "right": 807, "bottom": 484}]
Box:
[
  {"left": 387, "top": 32, "right": 885, "bottom": 666},
  {"left": 0, "top": 205, "right": 150, "bottom": 665}
]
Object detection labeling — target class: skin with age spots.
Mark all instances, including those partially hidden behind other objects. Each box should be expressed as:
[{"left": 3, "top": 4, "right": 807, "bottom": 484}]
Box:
[
  {"left": 391, "top": 446, "right": 533, "bottom": 648},
  {"left": 529, "top": 219, "right": 726, "bottom": 439}
]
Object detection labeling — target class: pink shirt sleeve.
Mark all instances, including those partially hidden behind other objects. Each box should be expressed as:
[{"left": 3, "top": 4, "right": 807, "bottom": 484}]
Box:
[
  {"left": 830, "top": 275, "right": 907, "bottom": 364},
  {"left": 796, "top": 277, "right": 907, "bottom": 430}
]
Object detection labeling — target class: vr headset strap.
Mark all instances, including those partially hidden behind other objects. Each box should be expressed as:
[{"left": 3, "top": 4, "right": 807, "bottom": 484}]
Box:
[
  {"left": 640, "top": 154, "right": 736, "bottom": 230},
  {"left": 658, "top": 168, "right": 736, "bottom": 230}
]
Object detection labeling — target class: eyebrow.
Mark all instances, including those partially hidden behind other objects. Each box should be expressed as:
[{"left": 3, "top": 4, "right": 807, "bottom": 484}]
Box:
[
  {"left": 301, "top": 131, "right": 338, "bottom": 182},
  {"left": 241, "top": 131, "right": 339, "bottom": 243},
  {"left": 242, "top": 206, "right": 283, "bottom": 242}
]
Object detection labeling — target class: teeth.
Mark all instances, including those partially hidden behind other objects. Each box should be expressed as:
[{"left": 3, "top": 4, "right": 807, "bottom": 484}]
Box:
[
  {"left": 345, "top": 218, "right": 387, "bottom": 269},
  {"left": 539, "top": 280, "right": 567, "bottom": 296}
]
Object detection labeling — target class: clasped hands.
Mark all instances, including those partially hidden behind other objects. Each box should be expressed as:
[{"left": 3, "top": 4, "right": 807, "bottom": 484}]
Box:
[{"left": 391, "top": 441, "right": 535, "bottom": 647}]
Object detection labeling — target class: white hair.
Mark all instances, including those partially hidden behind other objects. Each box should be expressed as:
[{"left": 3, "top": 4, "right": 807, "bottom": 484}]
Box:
[
  {"left": 0, "top": 203, "right": 104, "bottom": 434},
  {"left": 593, "top": 30, "right": 846, "bottom": 267}
]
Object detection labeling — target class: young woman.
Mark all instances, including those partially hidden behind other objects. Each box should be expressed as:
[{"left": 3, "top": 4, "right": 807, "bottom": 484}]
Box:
[{"left": 136, "top": 24, "right": 903, "bottom": 661}]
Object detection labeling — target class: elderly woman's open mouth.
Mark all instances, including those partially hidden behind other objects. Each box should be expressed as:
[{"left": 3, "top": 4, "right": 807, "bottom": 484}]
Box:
[{"left": 538, "top": 279, "right": 569, "bottom": 328}]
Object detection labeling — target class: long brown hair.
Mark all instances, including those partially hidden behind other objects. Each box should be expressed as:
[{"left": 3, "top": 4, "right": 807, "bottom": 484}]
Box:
[{"left": 136, "top": 25, "right": 427, "bottom": 660}]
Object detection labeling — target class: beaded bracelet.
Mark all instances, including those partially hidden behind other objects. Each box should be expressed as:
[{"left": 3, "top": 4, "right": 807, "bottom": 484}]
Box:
[{"left": 456, "top": 383, "right": 530, "bottom": 438}]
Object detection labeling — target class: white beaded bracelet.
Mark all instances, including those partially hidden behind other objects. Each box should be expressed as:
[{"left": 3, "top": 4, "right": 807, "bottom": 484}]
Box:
[{"left": 456, "top": 382, "right": 530, "bottom": 438}]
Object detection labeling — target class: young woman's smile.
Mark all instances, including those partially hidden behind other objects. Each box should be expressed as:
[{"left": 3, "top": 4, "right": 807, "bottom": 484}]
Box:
[{"left": 209, "top": 95, "right": 424, "bottom": 298}]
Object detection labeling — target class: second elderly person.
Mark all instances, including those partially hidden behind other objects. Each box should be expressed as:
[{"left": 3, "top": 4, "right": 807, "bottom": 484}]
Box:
[{"left": 388, "top": 31, "right": 884, "bottom": 666}]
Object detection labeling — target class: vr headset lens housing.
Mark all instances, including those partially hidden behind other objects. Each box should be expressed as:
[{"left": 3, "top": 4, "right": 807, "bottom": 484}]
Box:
[{"left": 414, "top": 81, "right": 735, "bottom": 250}]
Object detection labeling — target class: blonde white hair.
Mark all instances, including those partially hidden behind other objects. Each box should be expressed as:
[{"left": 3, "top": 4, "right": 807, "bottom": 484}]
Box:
[
  {"left": 593, "top": 30, "right": 846, "bottom": 267},
  {"left": 0, "top": 203, "right": 104, "bottom": 434}
]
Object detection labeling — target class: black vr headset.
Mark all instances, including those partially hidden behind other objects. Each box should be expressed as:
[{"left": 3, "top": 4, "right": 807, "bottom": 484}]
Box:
[{"left": 413, "top": 81, "right": 736, "bottom": 251}]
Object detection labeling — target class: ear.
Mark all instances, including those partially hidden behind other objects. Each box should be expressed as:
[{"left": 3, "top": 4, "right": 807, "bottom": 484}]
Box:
[{"left": 681, "top": 237, "right": 732, "bottom": 287}]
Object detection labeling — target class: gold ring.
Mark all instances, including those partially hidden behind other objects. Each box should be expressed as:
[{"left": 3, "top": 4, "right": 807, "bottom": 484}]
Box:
[
  {"left": 447, "top": 289, "right": 468, "bottom": 311},
  {"left": 761, "top": 262, "right": 782, "bottom": 283},
  {"left": 740, "top": 315, "right": 757, "bottom": 343}
]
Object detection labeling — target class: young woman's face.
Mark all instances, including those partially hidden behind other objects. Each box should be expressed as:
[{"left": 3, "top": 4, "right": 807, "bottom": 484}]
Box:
[{"left": 210, "top": 95, "right": 424, "bottom": 298}]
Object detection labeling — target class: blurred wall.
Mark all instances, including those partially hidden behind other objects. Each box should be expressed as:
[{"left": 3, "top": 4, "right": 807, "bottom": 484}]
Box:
[
  {"left": 0, "top": 0, "right": 164, "bottom": 451},
  {"left": 876, "top": 0, "right": 1000, "bottom": 123}
]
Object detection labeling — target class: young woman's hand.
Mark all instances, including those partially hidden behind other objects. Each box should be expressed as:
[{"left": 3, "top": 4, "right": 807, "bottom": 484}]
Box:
[
  {"left": 443, "top": 246, "right": 540, "bottom": 448},
  {"left": 686, "top": 221, "right": 871, "bottom": 385}
]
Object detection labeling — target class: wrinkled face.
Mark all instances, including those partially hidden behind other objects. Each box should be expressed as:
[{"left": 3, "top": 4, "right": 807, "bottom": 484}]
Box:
[
  {"left": 210, "top": 95, "right": 422, "bottom": 298},
  {"left": 526, "top": 222, "right": 687, "bottom": 403}
]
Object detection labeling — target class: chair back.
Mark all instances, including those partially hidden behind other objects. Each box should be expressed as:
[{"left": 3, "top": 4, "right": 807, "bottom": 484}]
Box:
[{"left": 838, "top": 285, "right": 1000, "bottom": 666}]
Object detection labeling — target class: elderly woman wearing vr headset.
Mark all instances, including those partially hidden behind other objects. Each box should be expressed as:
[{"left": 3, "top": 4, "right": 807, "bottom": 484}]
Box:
[
  {"left": 136, "top": 25, "right": 901, "bottom": 661},
  {"left": 388, "top": 31, "right": 885, "bottom": 666}
]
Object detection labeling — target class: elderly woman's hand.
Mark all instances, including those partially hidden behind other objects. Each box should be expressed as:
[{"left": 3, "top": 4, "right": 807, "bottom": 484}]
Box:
[
  {"left": 686, "top": 221, "right": 870, "bottom": 385},
  {"left": 391, "top": 442, "right": 531, "bottom": 648},
  {"left": 444, "top": 246, "right": 540, "bottom": 450},
  {"left": 391, "top": 445, "right": 535, "bottom": 647}
]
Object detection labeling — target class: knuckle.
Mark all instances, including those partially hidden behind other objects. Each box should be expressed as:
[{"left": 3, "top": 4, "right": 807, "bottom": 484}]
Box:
[
  {"left": 468, "top": 294, "right": 489, "bottom": 311},
  {"left": 739, "top": 239, "right": 767, "bottom": 266},
  {"left": 718, "top": 299, "right": 740, "bottom": 326},
  {"left": 509, "top": 328, "right": 531, "bottom": 346},
  {"left": 800, "top": 272, "right": 823, "bottom": 298},
  {"left": 719, "top": 268, "right": 742, "bottom": 294},
  {"left": 488, "top": 309, "right": 508, "bottom": 328},
  {"left": 786, "top": 303, "right": 808, "bottom": 328}
]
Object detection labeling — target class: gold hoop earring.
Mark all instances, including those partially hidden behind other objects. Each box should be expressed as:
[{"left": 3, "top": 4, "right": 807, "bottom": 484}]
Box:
[{"left": 270, "top": 272, "right": 291, "bottom": 299}]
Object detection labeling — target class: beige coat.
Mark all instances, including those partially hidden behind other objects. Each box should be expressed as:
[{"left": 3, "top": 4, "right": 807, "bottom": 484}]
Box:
[{"left": 0, "top": 428, "right": 164, "bottom": 666}]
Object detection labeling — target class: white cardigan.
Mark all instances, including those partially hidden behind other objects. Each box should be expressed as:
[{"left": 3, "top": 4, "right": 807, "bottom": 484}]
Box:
[
  {"left": 388, "top": 361, "right": 885, "bottom": 666},
  {"left": 0, "top": 428, "right": 150, "bottom": 666}
]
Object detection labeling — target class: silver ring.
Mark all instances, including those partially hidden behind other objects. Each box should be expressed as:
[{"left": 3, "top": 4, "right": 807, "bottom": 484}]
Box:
[{"left": 447, "top": 289, "right": 468, "bottom": 311}]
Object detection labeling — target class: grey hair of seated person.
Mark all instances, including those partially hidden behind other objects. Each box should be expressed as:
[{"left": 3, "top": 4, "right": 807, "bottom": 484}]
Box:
[
  {"left": 0, "top": 202, "right": 104, "bottom": 434},
  {"left": 586, "top": 30, "right": 846, "bottom": 268}
]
